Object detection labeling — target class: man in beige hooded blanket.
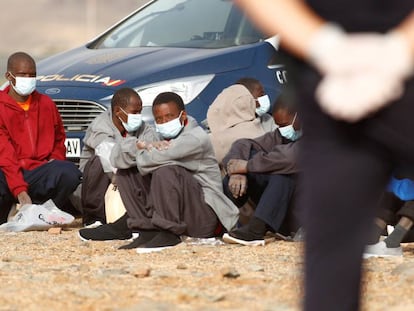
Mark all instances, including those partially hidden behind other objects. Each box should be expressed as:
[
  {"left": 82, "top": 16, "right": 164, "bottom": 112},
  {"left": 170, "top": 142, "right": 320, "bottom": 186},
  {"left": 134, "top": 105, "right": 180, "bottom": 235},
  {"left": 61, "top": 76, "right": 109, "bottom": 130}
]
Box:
[{"left": 207, "top": 83, "right": 272, "bottom": 165}]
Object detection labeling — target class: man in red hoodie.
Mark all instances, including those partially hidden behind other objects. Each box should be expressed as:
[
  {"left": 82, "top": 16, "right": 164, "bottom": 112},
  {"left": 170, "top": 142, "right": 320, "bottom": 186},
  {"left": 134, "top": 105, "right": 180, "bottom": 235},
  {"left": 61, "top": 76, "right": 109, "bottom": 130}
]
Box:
[{"left": 0, "top": 52, "right": 82, "bottom": 223}]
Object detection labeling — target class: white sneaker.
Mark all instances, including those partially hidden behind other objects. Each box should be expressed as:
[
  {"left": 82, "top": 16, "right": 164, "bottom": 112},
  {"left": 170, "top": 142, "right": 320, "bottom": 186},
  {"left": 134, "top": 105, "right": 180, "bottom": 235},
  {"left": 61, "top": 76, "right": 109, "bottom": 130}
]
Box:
[
  {"left": 136, "top": 246, "right": 174, "bottom": 254},
  {"left": 363, "top": 241, "right": 403, "bottom": 258},
  {"left": 222, "top": 233, "right": 265, "bottom": 246}
]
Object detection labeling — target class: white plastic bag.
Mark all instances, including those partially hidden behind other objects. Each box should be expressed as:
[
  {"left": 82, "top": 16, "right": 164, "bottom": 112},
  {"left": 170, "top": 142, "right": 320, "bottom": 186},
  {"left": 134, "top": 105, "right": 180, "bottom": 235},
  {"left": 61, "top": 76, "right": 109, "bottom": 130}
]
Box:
[
  {"left": 105, "top": 184, "right": 126, "bottom": 223},
  {"left": 0, "top": 199, "right": 74, "bottom": 232}
]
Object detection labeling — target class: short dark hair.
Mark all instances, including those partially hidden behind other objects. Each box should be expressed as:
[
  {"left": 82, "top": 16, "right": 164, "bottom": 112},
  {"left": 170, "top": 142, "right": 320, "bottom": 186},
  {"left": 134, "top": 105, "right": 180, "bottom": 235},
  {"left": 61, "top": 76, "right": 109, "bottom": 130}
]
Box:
[
  {"left": 272, "top": 94, "right": 296, "bottom": 115},
  {"left": 7, "top": 52, "right": 35, "bottom": 72},
  {"left": 152, "top": 92, "right": 185, "bottom": 112},
  {"left": 111, "top": 88, "right": 141, "bottom": 112},
  {"left": 235, "top": 77, "right": 261, "bottom": 94}
]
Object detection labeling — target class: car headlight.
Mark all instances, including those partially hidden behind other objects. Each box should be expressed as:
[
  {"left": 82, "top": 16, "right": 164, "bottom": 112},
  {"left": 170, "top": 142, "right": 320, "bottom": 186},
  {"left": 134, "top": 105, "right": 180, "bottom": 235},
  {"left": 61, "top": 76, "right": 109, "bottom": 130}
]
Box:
[{"left": 136, "top": 74, "right": 215, "bottom": 107}]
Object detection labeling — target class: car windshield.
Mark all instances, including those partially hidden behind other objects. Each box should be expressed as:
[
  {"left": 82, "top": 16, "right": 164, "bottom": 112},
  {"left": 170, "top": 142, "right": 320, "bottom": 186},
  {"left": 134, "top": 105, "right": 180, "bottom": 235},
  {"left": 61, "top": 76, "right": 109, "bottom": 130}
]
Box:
[{"left": 90, "top": 0, "right": 264, "bottom": 49}]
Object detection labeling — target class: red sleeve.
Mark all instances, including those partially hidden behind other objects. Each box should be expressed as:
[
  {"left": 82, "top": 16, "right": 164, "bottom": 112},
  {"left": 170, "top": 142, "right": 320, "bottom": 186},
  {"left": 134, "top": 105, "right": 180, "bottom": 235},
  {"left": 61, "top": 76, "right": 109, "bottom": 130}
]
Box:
[
  {"left": 50, "top": 101, "right": 67, "bottom": 160},
  {"left": 0, "top": 120, "right": 28, "bottom": 197}
]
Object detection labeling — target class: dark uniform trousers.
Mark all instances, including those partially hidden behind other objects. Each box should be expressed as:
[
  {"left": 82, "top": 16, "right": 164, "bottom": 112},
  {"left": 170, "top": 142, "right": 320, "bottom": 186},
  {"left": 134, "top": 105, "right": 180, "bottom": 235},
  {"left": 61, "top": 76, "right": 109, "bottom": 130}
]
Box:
[{"left": 299, "top": 69, "right": 414, "bottom": 311}]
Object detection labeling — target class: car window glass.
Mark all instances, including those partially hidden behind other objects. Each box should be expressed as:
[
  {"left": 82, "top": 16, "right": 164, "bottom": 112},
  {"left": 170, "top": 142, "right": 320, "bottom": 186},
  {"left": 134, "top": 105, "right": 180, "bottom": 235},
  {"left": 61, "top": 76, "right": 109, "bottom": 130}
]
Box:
[{"left": 91, "top": 0, "right": 264, "bottom": 49}]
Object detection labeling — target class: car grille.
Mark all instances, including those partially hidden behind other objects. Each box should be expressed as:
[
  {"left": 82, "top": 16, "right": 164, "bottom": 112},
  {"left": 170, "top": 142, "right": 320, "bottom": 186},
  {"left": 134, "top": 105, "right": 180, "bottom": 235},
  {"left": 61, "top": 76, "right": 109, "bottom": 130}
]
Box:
[{"left": 55, "top": 100, "right": 106, "bottom": 132}]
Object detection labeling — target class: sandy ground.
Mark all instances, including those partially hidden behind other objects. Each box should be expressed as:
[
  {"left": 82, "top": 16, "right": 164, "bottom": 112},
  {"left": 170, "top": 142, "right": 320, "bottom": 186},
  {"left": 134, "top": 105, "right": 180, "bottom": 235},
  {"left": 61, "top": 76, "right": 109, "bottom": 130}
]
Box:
[{"left": 1, "top": 220, "right": 414, "bottom": 311}]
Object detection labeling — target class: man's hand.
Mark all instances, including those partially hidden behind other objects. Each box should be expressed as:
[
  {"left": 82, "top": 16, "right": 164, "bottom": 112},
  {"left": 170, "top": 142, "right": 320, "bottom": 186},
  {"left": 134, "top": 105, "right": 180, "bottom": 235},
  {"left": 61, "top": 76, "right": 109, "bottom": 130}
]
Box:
[
  {"left": 17, "top": 191, "right": 32, "bottom": 206},
  {"left": 228, "top": 174, "right": 248, "bottom": 199},
  {"left": 226, "top": 159, "right": 248, "bottom": 175}
]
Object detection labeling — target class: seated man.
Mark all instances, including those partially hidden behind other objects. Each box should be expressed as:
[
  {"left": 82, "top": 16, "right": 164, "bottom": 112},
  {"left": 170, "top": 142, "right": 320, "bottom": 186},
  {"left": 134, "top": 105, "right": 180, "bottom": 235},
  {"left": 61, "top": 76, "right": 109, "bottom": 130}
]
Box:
[
  {"left": 222, "top": 101, "right": 301, "bottom": 246},
  {"left": 236, "top": 77, "right": 277, "bottom": 132},
  {"left": 79, "top": 88, "right": 159, "bottom": 227},
  {"left": 0, "top": 52, "right": 82, "bottom": 222},
  {"left": 206, "top": 77, "right": 276, "bottom": 166},
  {"left": 364, "top": 170, "right": 414, "bottom": 258},
  {"left": 79, "top": 92, "right": 239, "bottom": 252}
]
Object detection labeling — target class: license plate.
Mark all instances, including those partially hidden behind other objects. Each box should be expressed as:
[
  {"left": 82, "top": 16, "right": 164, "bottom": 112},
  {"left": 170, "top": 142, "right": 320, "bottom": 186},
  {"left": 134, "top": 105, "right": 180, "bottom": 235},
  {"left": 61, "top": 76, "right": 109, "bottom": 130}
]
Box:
[{"left": 65, "top": 138, "right": 81, "bottom": 158}]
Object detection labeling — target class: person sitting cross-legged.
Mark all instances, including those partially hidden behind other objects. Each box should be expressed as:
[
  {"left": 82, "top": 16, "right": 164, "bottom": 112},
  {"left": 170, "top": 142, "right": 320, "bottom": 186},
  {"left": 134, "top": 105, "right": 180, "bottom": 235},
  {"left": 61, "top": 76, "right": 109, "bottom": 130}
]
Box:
[
  {"left": 364, "top": 172, "right": 414, "bottom": 258},
  {"left": 222, "top": 101, "right": 301, "bottom": 246},
  {"left": 79, "top": 92, "right": 239, "bottom": 252},
  {"left": 78, "top": 88, "right": 159, "bottom": 227},
  {"left": 0, "top": 51, "right": 82, "bottom": 221}
]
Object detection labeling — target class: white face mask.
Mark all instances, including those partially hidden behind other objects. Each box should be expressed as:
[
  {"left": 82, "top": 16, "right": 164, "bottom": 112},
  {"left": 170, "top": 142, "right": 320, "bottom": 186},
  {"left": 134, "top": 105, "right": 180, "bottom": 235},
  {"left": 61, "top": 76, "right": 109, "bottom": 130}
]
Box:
[
  {"left": 255, "top": 94, "right": 270, "bottom": 116},
  {"left": 119, "top": 107, "right": 142, "bottom": 132},
  {"left": 9, "top": 72, "right": 36, "bottom": 96},
  {"left": 155, "top": 111, "right": 184, "bottom": 139},
  {"left": 278, "top": 113, "right": 301, "bottom": 141}
]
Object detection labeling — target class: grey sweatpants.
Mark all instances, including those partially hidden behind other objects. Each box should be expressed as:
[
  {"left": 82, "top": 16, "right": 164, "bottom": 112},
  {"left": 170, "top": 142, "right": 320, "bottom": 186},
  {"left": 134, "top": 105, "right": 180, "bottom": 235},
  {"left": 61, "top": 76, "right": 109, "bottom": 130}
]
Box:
[{"left": 116, "top": 165, "right": 218, "bottom": 237}]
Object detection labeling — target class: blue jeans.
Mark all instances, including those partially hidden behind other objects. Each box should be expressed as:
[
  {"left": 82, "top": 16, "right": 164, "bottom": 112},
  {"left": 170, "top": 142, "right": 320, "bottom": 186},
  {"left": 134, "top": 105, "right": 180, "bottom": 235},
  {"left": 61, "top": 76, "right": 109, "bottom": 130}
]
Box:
[{"left": 223, "top": 173, "right": 295, "bottom": 232}]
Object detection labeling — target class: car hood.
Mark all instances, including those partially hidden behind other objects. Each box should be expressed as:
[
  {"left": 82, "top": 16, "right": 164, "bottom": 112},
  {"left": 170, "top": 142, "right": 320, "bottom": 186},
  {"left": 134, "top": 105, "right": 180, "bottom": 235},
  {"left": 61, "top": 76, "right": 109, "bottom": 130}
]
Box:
[{"left": 37, "top": 45, "right": 258, "bottom": 89}]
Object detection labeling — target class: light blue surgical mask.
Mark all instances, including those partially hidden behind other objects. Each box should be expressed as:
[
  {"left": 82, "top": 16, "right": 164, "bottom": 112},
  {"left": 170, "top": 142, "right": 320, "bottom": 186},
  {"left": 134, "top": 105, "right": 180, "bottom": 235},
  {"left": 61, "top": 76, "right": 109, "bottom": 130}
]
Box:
[
  {"left": 119, "top": 107, "right": 142, "bottom": 132},
  {"left": 278, "top": 113, "right": 301, "bottom": 141},
  {"left": 9, "top": 72, "right": 36, "bottom": 96},
  {"left": 155, "top": 111, "right": 184, "bottom": 139},
  {"left": 255, "top": 94, "right": 270, "bottom": 116}
]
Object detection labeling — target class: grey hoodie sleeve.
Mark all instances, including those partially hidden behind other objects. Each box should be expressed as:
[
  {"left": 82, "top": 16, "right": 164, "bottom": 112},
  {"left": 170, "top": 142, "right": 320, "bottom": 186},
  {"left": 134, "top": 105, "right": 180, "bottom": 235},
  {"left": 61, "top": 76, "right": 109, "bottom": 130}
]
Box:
[{"left": 110, "top": 123, "right": 160, "bottom": 169}]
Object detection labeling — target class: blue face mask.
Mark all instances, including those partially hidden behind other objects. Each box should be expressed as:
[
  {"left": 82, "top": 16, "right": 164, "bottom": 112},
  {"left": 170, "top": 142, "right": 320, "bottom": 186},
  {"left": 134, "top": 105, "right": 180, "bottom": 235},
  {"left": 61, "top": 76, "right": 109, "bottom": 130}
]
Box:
[
  {"left": 9, "top": 72, "right": 36, "bottom": 96},
  {"left": 255, "top": 94, "right": 270, "bottom": 116},
  {"left": 278, "top": 113, "right": 301, "bottom": 141},
  {"left": 119, "top": 107, "right": 142, "bottom": 132},
  {"left": 155, "top": 111, "right": 184, "bottom": 139}
]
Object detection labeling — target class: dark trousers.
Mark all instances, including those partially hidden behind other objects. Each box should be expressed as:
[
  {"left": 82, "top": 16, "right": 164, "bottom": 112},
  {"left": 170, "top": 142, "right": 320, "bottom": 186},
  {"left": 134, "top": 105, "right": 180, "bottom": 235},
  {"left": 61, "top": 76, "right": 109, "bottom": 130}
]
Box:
[
  {"left": 377, "top": 191, "right": 414, "bottom": 225},
  {"left": 116, "top": 165, "right": 218, "bottom": 237},
  {"left": 223, "top": 173, "right": 295, "bottom": 232},
  {"left": 0, "top": 160, "right": 82, "bottom": 224},
  {"left": 81, "top": 155, "right": 111, "bottom": 224},
  {"left": 299, "top": 70, "right": 414, "bottom": 311}
]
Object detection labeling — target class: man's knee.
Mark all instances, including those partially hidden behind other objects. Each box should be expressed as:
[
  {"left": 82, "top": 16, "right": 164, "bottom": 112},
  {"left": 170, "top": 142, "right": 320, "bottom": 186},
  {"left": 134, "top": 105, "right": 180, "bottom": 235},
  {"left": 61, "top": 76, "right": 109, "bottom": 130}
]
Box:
[
  {"left": 397, "top": 201, "right": 414, "bottom": 222},
  {"left": 152, "top": 165, "right": 185, "bottom": 180},
  {"left": 52, "top": 160, "right": 82, "bottom": 187}
]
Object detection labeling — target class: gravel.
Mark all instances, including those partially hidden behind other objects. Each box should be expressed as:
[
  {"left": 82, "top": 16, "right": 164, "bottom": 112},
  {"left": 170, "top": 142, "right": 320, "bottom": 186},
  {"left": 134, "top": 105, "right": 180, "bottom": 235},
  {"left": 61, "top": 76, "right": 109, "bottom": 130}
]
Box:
[{"left": 1, "top": 221, "right": 414, "bottom": 311}]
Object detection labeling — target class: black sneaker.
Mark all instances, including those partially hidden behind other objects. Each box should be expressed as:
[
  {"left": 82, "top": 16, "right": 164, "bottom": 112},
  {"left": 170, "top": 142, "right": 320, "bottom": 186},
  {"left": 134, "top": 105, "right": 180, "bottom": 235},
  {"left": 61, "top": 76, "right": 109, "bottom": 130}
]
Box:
[
  {"left": 78, "top": 213, "right": 132, "bottom": 241},
  {"left": 118, "top": 230, "right": 160, "bottom": 250},
  {"left": 222, "top": 226, "right": 265, "bottom": 246},
  {"left": 136, "top": 231, "right": 181, "bottom": 253}
]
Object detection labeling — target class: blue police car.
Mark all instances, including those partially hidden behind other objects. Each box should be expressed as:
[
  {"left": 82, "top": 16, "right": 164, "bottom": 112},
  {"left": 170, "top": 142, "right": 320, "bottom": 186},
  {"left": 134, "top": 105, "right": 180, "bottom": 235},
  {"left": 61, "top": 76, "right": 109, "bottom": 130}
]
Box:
[{"left": 36, "top": 0, "right": 287, "bottom": 162}]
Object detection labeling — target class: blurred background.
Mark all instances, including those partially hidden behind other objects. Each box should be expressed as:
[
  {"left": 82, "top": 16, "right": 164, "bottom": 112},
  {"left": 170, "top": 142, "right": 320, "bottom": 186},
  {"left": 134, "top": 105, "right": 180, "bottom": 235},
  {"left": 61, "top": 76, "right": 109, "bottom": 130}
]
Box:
[{"left": 0, "top": 0, "right": 149, "bottom": 82}]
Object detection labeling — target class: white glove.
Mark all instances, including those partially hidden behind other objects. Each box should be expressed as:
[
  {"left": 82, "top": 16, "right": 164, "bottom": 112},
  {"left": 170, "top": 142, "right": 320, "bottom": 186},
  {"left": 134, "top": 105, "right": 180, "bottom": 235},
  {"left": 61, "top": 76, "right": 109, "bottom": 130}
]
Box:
[
  {"left": 306, "top": 23, "right": 413, "bottom": 122},
  {"left": 307, "top": 24, "right": 413, "bottom": 78},
  {"left": 315, "top": 73, "right": 404, "bottom": 122}
]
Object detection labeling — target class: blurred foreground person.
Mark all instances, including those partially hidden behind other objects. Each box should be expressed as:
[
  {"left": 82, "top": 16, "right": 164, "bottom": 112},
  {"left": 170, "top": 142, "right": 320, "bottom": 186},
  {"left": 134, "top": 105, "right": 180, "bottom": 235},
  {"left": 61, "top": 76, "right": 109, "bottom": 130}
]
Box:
[
  {"left": 0, "top": 52, "right": 82, "bottom": 222},
  {"left": 234, "top": 1, "right": 414, "bottom": 310}
]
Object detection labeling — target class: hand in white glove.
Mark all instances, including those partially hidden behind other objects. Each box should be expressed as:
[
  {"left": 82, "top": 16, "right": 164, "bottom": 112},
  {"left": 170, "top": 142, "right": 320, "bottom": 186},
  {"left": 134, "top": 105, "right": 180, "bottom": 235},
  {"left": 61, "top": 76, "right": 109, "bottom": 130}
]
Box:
[
  {"left": 307, "top": 24, "right": 413, "bottom": 122},
  {"left": 315, "top": 72, "right": 404, "bottom": 122},
  {"left": 307, "top": 24, "right": 413, "bottom": 78}
]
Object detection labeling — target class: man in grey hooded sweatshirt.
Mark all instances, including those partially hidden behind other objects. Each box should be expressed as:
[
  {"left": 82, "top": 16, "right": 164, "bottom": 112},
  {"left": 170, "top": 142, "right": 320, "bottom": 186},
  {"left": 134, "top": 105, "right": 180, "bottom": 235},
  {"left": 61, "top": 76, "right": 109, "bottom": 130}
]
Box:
[
  {"left": 79, "top": 92, "right": 239, "bottom": 252},
  {"left": 78, "top": 88, "right": 159, "bottom": 226}
]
